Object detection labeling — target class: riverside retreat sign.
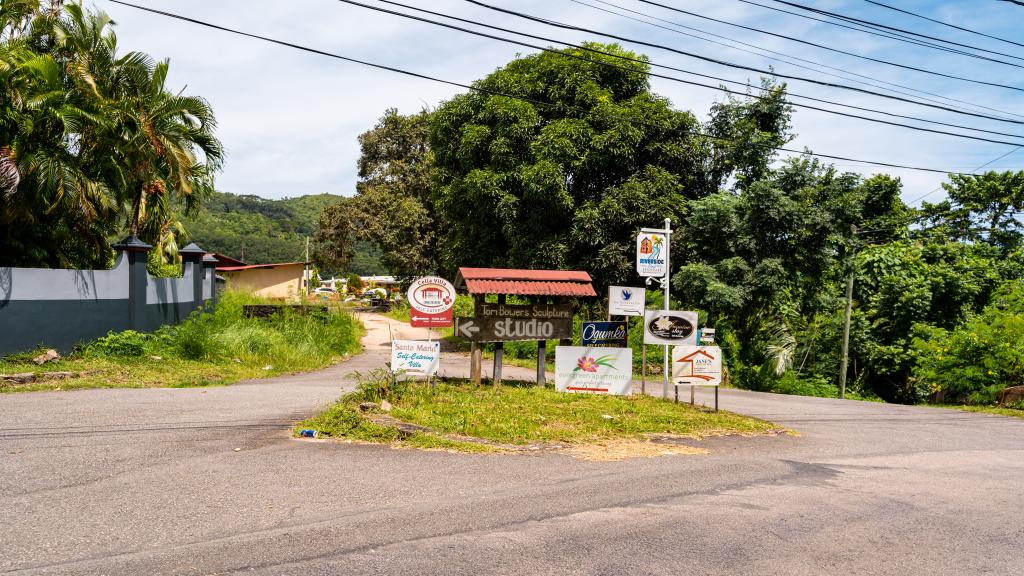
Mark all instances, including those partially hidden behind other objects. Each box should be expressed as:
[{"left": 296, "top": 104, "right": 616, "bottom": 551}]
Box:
[
  {"left": 581, "top": 321, "right": 628, "bottom": 347},
  {"left": 391, "top": 340, "right": 440, "bottom": 376},
  {"left": 555, "top": 346, "right": 633, "bottom": 395},
  {"left": 672, "top": 345, "right": 723, "bottom": 386},
  {"left": 407, "top": 276, "right": 456, "bottom": 328},
  {"left": 455, "top": 303, "right": 573, "bottom": 342},
  {"left": 608, "top": 286, "right": 645, "bottom": 316},
  {"left": 636, "top": 232, "right": 667, "bottom": 277},
  {"left": 643, "top": 310, "right": 699, "bottom": 346}
]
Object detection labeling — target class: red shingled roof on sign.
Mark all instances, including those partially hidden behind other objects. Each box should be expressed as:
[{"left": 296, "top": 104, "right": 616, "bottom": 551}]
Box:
[{"left": 456, "top": 268, "right": 596, "bottom": 297}]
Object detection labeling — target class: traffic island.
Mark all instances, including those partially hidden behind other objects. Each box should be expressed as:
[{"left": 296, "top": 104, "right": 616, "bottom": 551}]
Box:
[{"left": 293, "top": 374, "right": 784, "bottom": 460}]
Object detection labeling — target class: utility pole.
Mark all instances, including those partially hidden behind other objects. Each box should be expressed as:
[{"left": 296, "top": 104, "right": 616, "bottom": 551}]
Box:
[{"left": 839, "top": 225, "right": 857, "bottom": 400}]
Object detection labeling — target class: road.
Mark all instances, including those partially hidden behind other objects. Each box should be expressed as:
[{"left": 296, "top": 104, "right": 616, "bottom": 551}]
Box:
[{"left": 2, "top": 313, "right": 1022, "bottom": 575}]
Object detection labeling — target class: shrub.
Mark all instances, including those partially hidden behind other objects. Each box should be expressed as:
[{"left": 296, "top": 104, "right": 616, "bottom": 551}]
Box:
[
  {"left": 355, "top": 367, "right": 409, "bottom": 403},
  {"left": 912, "top": 282, "right": 1024, "bottom": 404},
  {"left": 86, "top": 330, "right": 149, "bottom": 357}
]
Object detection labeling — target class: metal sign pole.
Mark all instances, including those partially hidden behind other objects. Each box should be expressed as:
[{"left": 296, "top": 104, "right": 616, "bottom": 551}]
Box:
[{"left": 662, "top": 217, "right": 671, "bottom": 400}]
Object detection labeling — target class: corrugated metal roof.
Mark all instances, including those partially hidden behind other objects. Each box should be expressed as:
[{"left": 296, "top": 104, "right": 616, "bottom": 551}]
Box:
[
  {"left": 463, "top": 279, "right": 596, "bottom": 297},
  {"left": 457, "top": 267, "right": 596, "bottom": 297},
  {"left": 459, "top": 267, "right": 592, "bottom": 282},
  {"left": 217, "top": 262, "right": 306, "bottom": 271}
]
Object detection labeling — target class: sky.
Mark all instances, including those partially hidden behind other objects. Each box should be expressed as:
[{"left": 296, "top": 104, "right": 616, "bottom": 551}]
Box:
[{"left": 92, "top": 0, "right": 1024, "bottom": 205}]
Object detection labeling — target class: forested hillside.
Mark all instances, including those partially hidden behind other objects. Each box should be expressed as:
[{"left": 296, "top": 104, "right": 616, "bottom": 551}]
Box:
[{"left": 186, "top": 192, "right": 384, "bottom": 274}]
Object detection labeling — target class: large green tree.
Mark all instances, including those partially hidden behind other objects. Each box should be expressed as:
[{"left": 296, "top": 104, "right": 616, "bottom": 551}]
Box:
[
  {"left": 0, "top": 2, "right": 222, "bottom": 269},
  {"left": 429, "top": 43, "right": 791, "bottom": 288},
  {"left": 316, "top": 109, "right": 436, "bottom": 278}
]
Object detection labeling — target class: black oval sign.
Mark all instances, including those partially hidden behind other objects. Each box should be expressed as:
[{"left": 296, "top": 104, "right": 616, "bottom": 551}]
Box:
[{"left": 647, "top": 314, "right": 695, "bottom": 341}]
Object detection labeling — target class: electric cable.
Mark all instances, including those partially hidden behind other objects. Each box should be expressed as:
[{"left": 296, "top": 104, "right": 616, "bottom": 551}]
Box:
[
  {"left": 628, "top": 0, "right": 1024, "bottom": 90},
  {"left": 862, "top": 0, "right": 1024, "bottom": 50},
  {"left": 361, "top": 0, "right": 1024, "bottom": 144},
  {"left": 105, "top": 0, "right": 998, "bottom": 176},
  {"left": 735, "top": 0, "right": 1024, "bottom": 65},
  {"left": 461, "top": 0, "right": 1024, "bottom": 120},
  {"left": 765, "top": 0, "right": 1024, "bottom": 64},
  {"left": 905, "top": 146, "right": 1024, "bottom": 206},
  {"left": 567, "top": 0, "right": 1024, "bottom": 123}
]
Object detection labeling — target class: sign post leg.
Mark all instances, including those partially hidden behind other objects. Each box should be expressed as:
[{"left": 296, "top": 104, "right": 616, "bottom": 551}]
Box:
[
  {"left": 493, "top": 342, "right": 503, "bottom": 386},
  {"left": 715, "top": 386, "right": 719, "bottom": 412},
  {"left": 661, "top": 217, "right": 671, "bottom": 400},
  {"left": 641, "top": 345, "right": 646, "bottom": 395},
  {"left": 691, "top": 384, "right": 695, "bottom": 406},
  {"left": 537, "top": 340, "right": 546, "bottom": 386},
  {"left": 470, "top": 342, "right": 482, "bottom": 386}
]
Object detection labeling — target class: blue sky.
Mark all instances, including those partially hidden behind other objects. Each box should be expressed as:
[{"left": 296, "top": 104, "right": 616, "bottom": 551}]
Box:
[{"left": 93, "top": 0, "right": 1024, "bottom": 205}]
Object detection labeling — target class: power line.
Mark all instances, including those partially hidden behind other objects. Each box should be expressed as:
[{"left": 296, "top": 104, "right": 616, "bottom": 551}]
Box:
[
  {"left": 629, "top": 0, "right": 1024, "bottom": 91},
  {"left": 765, "top": 0, "right": 1024, "bottom": 64},
  {"left": 905, "top": 147, "right": 1024, "bottom": 206},
  {"left": 359, "top": 0, "right": 1024, "bottom": 145},
  {"left": 735, "top": 0, "right": 1019, "bottom": 66},
  {"left": 862, "top": 0, "right": 1024, "bottom": 50},
  {"left": 570, "top": 0, "right": 1024, "bottom": 122},
  {"left": 461, "top": 0, "right": 1024, "bottom": 124},
  {"left": 106, "top": 0, "right": 994, "bottom": 177}
]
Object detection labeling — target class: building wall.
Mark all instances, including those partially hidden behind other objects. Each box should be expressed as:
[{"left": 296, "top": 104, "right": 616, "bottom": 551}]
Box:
[
  {"left": 0, "top": 246, "right": 217, "bottom": 356},
  {"left": 222, "top": 265, "right": 304, "bottom": 300}
]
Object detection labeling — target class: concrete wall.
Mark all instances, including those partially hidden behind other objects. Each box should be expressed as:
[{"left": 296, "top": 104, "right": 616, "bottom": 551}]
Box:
[
  {"left": 0, "top": 239, "right": 218, "bottom": 356},
  {"left": 222, "top": 264, "right": 304, "bottom": 300}
]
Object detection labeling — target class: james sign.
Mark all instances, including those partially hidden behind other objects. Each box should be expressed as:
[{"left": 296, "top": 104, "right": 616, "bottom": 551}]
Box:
[
  {"left": 407, "top": 276, "right": 456, "bottom": 328},
  {"left": 636, "top": 232, "right": 667, "bottom": 277},
  {"left": 555, "top": 346, "right": 633, "bottom": 395},
  {"left": 672, "top": 345, "right": 722, "bottom": 386}
]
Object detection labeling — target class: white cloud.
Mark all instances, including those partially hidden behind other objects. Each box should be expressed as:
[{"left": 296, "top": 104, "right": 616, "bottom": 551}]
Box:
[{"left": 95, "top": 0, "right": 1024, "bottom": 202}]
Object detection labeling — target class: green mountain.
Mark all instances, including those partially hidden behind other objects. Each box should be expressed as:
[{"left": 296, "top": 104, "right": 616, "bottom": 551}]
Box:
[{"left": 184, "top": 191, "right": 385, "bottom": 275}]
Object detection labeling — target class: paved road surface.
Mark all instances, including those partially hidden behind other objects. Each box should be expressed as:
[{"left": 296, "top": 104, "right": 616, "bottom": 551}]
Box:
[{"left": 2, "top": 313, "right": 1022, "bottom": 575}]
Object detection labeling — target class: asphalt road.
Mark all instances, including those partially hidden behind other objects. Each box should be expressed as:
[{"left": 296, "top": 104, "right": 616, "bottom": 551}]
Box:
[{"left": 2, "top": 314, "right": 1022, "bottom": 575}]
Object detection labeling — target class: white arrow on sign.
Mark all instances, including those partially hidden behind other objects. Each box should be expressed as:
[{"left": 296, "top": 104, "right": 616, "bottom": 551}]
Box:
[{"left": 458, "top": 320, "right": 480, "bottom": 338}]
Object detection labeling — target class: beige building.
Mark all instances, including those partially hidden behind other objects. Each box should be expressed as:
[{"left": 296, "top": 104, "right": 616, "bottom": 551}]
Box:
[{"left": 216, "top": 259, "right": 307, "bottom": 300}]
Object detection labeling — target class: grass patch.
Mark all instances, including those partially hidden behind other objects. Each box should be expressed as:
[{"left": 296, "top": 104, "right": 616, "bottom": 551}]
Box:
[
  {"left": 940, "top": 404, "right": 1024, "bottom": 419},
  {"left": 0, "top": 291, "right": 364, "bottom": 393},
  {"left": 296, "top": 370, "right": 780, "bottom": 454}
]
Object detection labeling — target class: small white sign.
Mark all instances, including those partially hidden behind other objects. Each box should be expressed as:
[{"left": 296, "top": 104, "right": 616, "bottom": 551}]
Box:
[
  {"left": 700, "top": 328, "right": 716, "bottom": 344},
  {"left": 608, "top": 286, "right": 645, "bottom": 316},
  {"left": 672, "top": 345, "right": 722, "bottom": 386},
  {"left": 636, "top": 232, "right": 667, "bottom": 277},
  {"left": 391, "top": 339, "right": 440, "bottom": 376},
  {"left": 644, "top": 310, "right": 699, "bottom": 346},
  {"left": 555, "top": 346, "right": 633, "bottom": 395},
  {"left": 407, "top": 276, "right": 456, "bottom": 315}
]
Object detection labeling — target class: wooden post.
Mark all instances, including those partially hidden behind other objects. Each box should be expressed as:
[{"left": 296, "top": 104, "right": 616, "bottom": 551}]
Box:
[
  {"left": 493, "top": 293, "right": 505, "bottom": 383},
  {"left": 537, "top": 340, "right": 546, "bottom": 386},
  {"left": 471, "top": 294, "right": 484, "bottom": 386}
]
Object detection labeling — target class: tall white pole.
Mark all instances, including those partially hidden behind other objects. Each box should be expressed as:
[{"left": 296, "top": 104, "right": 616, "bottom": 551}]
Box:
[{"left": 663, "top": 217, "right": 671, "bottom": 400}]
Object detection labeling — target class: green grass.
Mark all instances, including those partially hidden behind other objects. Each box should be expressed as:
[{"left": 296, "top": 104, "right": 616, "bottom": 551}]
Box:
[
  {"left": 0, "top": 291, "right": 364, "bottom": 393},
  {"left": 940, "top": 404, "right": 1024, "bottom": 419},
  {"left": 296, "top": 371, "right": 780, "bottom": 452}
]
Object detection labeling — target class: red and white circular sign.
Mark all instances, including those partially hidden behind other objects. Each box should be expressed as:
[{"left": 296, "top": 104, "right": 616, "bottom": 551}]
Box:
[{"left": 407, "top": 276, "right": 456, "bottom": 315}]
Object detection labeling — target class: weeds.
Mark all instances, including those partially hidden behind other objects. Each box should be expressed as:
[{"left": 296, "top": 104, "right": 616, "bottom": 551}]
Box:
[{"left": 1, "top": 291, "right": 364, "bottom": 392}]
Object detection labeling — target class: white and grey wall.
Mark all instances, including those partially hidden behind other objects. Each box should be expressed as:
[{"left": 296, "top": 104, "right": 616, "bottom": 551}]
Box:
[{"left": 0, "top": 238, "right": 219, "bottom": 356}]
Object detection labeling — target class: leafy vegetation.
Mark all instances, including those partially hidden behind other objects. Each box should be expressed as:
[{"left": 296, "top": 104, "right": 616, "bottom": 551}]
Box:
[
  {"left": 0, "top": 291, "right": 364, "bottom": 393},
  {"left": 1, "top": 2, "right": 222, "bottom": 269},
  {"left": 296, "top": 370, "right": 780, "bottom": 452},
  {"left": 316, "top": 42, "right": 1024, "bottom": 406}
]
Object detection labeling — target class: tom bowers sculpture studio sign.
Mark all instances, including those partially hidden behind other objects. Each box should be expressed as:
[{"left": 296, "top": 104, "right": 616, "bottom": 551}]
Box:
[{"left": 456, "top": 303, "right": 573, "bottom": 342}]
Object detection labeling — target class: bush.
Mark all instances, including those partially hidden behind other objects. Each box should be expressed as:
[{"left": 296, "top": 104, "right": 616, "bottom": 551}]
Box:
[
  {"left": 912, "top": 282, "right": 1024, "bottom": 404},
  {"left": 85, "top": 330, "right": 149, "bottom": 357}
]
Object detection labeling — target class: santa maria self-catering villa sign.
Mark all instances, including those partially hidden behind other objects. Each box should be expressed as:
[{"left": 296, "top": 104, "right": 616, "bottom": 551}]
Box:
[{"left": 636, "top": 232, "right": 667, "bottom": 277}]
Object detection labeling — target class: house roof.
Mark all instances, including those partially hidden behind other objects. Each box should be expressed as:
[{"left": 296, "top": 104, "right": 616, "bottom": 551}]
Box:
[
  {"left": 456, "top": 267, "right": 597, "bottom": 297},
  {"left": 211, "top": 253, "right": 247, "bottom": 267},
  {"left": 218, "top": 262, "right": 306, "bottom": 272}
]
